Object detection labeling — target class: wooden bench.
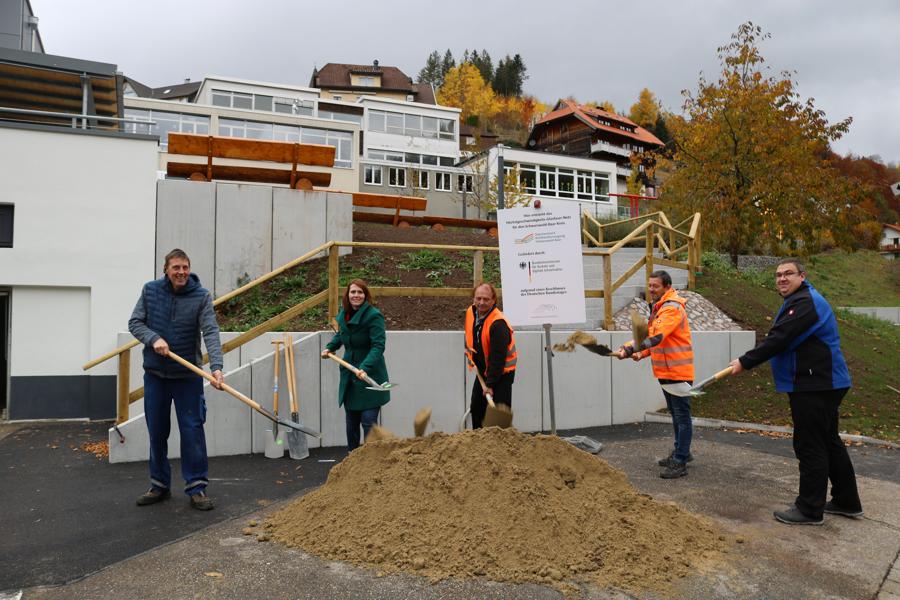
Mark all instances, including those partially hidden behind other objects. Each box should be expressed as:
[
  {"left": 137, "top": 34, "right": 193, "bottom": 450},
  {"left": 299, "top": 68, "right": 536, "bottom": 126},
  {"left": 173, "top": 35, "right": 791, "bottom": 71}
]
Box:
[
  {"left": 166, "top": 133, "right": 336, "bottom": 189},
  {"left": 350, "top": 192, "right": 427, "bottom": 226}
]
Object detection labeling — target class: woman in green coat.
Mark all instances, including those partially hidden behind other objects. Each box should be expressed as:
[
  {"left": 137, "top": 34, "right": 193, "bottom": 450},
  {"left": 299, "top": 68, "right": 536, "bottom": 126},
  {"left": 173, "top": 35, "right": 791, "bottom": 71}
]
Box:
[{"left": 321, "top": 280, "right": 390, "bottom": 450}]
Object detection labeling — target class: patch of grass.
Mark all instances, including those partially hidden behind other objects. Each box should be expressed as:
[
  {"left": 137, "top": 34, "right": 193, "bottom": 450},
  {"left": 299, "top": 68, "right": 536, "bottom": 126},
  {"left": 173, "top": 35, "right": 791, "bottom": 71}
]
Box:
[{"left": 693, "top": 252, "right": 900, "bottom": 441}]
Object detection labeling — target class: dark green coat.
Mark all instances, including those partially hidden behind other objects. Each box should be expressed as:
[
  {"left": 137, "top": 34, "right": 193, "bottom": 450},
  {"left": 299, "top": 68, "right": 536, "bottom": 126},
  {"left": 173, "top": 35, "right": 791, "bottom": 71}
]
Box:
[{"left": 326, "top": 302, "right": 391, "bottom": 410}]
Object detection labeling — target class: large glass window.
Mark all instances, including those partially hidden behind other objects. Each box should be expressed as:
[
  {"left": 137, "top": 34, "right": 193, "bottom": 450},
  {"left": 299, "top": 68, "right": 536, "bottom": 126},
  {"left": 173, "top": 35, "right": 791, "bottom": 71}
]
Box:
[
  {"left": 415, "top": 170, "right": 429, "bottom": 189},
  {"left": 124, "top": 108, "right": 209, "bottom": 149},
  {"left": 558, "top": 169, "right": 575, "bottom": 198},
  {"left": 367, "top": 109, "right": 457, "bottom": 141},
  {"left": 504, "top": 161, "right": 610, "bottom": 203},
  {"left": 458, "top": 174, "right": 473, "bottom": 193}
]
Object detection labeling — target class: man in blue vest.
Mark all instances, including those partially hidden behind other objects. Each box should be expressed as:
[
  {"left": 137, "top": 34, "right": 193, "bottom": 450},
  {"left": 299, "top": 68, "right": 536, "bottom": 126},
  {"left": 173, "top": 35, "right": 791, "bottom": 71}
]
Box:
[
  {"left": 730, "top": 258, "right": 861, "bottom": 525},
  {"left": 129, "top": 249, "right": 224, "bottom": 511}
]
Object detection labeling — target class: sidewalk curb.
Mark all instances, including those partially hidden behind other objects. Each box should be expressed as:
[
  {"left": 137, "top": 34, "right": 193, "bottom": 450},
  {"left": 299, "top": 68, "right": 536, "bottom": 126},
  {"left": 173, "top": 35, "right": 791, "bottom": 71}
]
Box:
[{"left": 644, "top": 412, "right": 900, "bottom": 449}]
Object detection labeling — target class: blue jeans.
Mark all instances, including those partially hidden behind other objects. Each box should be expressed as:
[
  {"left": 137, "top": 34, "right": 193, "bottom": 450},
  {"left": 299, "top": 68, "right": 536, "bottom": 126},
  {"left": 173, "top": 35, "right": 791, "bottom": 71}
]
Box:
[
  {"left": 661, "top": 380, "right": 693, "bottom": 464},
  {"left": 345, "top": 407, "right": 380, "bottom": 451},
  {"left": 144, "top": 372, "right": 208, "bottom": 495}
]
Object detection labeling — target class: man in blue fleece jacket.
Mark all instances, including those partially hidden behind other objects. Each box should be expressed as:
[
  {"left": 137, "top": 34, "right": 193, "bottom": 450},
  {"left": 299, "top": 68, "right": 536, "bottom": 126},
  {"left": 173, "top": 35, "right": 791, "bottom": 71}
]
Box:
[
  {"left": 730, "top": 258, "right": 862, "bottom": 526},
  {"left": 128, "top": 249, "right": 224, "bottom": 511}
]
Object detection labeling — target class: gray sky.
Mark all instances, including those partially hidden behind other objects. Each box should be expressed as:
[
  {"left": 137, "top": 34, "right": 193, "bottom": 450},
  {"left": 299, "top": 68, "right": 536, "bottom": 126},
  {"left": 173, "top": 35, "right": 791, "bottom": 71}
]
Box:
[{"left": 32, "top": 0, "right": 900, "bottom": 163}]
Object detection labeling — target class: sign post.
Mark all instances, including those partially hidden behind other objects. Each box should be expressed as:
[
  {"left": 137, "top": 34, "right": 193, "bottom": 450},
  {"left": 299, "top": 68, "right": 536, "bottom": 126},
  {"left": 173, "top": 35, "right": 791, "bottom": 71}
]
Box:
[{"left": 497, "top": 202, "right": 586, "bottom": 436}]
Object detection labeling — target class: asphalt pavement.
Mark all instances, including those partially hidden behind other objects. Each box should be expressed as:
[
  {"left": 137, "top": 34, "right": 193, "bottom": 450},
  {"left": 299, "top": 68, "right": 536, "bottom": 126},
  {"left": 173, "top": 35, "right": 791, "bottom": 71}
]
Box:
[{"left": 3, "top": 421, "right": 899, "bottom": 600}]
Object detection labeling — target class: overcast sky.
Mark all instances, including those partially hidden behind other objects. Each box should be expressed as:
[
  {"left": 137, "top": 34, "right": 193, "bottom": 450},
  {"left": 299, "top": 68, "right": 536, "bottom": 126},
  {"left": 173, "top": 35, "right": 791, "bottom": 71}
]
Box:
[{"left": 31, "top": 0, "right": 900, "bottom": 163}]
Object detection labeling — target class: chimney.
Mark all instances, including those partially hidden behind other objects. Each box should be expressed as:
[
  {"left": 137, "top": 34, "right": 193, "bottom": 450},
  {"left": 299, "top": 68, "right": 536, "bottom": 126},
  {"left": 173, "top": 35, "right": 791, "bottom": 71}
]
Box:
[
  {"left": 184, "top": 78, "right": 190, "bottom": 83},
  {"left": 373, "top": 59, "right": 379, "bottom": 68}
]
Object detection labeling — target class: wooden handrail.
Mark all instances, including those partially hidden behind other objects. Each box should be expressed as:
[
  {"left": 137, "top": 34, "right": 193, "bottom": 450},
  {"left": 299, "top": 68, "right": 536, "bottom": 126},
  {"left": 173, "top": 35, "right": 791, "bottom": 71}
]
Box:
[
  {"left": 86, "top": 210, "right": 702, "bottom": 422},
  {"left": 82, "top": 241, "right": 334, "bottom": 370}
]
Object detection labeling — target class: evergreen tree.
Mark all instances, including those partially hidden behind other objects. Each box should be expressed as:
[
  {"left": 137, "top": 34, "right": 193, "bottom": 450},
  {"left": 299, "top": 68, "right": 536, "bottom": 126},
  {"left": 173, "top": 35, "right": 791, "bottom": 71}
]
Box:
[
  {"left": 473, "top": 49, "right": 494, "bottom": 84},
  {"left": 417, "top": 51, "right": 443, "bottom": 87},
  {"left": 509, "top": 54, "right": 527, "bottom": 96},
  {"left": 440, "top": 49, "right": 456, "bottom": 80}
]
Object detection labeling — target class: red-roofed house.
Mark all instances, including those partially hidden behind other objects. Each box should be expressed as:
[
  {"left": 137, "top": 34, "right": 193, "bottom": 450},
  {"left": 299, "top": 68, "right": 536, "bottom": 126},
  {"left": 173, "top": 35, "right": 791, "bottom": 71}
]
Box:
[
  {"left": 526, "top": 100, "right": 663, "bottom": 192},
  {"left": 309, "top": 61, "right": 436, "bottom": 105},
  {"left": 881, "top": 223, "right": 900, "bottom": 259}
]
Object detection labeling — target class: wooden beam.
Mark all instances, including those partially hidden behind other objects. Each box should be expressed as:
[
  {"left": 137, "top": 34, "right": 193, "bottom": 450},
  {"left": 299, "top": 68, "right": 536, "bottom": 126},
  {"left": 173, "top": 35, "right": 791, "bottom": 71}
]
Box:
[
  {"left": 168, "top": 133, "right": 336, "bottom": 166},
  {"left": 603, "top": 254, "right": 613, "bottom": 330},
  {"left": 166, "top": 162, "right": 332, "bottom": 187},
  {"left": 473, "top": 250, "right": 483, "bottom": 286},
  {"left": 351, "top": 192, "right": 427, "bottom": 212},
  {"left": 116, "top": 350, "right": 130, "bottom": 425},
  {"left": 328, "top": 245, "right": 340, "bottom": 320}
]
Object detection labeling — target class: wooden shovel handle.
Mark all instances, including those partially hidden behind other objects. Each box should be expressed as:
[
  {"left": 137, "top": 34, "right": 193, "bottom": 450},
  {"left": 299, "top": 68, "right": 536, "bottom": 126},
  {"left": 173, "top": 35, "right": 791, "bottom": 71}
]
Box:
[
  {"left": 167, "top": 351, "right": 264, "bottom": 412},
  {"left": 271, "top": 340, "right": 282, "bottom": 415},
  {"left": 326, "top": 352, "right": 361, "bottom": 375},
  {"left": 464, "top": 351, "right": 495, "bottom": 407},
  {"left": 712, "top": 365, "right": 734, "bottom": 381},
  {"left": 284, "top": 334, "right": 298, "bottom": 414}
]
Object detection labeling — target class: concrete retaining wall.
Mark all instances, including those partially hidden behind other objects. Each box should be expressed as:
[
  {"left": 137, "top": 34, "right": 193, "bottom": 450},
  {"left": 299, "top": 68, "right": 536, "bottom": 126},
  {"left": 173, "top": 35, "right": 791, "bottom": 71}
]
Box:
[
  {"left": 110, "top": 329, "right": 755, "bottom": 463},
  {"left": 841, "top": 306, "right": 900, "bottom": 325},
  {"left": 155, "top": 182, "right": 353, "bottom": 297}
]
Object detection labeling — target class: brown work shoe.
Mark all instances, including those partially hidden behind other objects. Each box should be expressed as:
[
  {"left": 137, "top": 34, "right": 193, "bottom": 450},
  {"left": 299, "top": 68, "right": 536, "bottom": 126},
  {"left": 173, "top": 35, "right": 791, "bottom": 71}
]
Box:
[
  {"left": 189, "top": 491, "right": 214, "bottom": 511},
  {"left": 136, "top": 487, "right": 171, "bottom": 506}
]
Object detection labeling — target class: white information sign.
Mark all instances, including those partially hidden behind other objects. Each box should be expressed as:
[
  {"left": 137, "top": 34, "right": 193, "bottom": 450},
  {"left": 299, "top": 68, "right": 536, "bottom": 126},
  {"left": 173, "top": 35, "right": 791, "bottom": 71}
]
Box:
[{"left": 497, "top": 203, "right": 586, "bottom": 326}]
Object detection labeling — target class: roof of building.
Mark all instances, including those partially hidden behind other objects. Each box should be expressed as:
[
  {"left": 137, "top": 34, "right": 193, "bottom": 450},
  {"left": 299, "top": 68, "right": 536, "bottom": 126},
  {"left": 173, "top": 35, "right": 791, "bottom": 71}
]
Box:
[
  {"left": 124, "top": 76, "right": 201, "bottom": 101},
  {"left": 459, "top": 124, "right": 499, "bottom": 139},
  {"left": 534, "top": 99, "right": 663, "bottom": 147},
  {"left": 310, "top": 62, "right": 425, "bottom": 95},
  {"left": 884, "top": 223, "right": 900, "bottom": 233}
]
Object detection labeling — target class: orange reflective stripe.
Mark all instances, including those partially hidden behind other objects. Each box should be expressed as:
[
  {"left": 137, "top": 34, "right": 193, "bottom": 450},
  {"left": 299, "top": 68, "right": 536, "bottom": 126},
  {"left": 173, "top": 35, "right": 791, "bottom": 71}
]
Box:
[
  {"left": 651, "top": 357, "right": 693, "bottom": 367},
  {"left": 651, "top": 345, "right": 693, "bottom": 355}
]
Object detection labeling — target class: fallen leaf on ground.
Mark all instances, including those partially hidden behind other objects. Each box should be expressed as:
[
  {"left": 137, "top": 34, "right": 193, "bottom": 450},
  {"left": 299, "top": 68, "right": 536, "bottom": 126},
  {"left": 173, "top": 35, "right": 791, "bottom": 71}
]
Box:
[{"left": 204, "top": 571, "right": 224, "bottom": 578}]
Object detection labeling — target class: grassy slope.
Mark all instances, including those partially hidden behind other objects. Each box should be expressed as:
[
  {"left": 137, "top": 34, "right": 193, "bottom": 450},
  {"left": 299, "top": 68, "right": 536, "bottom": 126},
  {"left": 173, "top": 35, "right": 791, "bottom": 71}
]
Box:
[{"left": 693, "top": 251, "right": 900, "bottom": 441}]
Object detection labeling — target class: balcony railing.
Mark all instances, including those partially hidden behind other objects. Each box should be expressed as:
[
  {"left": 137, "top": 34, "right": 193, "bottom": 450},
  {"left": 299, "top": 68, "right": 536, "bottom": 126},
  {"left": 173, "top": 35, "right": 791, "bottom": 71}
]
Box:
[{"left": 590, "top": 140, "right": 631, "bottom": 158}]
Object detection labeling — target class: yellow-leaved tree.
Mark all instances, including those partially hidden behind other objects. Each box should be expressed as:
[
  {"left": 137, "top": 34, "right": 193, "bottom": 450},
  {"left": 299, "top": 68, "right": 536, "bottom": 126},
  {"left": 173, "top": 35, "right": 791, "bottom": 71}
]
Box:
[
  {"left": 660, "top": 22, "right": 864, "bottom": 265},
  {"left": 437, "top": 63, "right": 499, "bottom": 124},
  {"left": 628, "top": 88, "right": 660, "bottom": 129}
]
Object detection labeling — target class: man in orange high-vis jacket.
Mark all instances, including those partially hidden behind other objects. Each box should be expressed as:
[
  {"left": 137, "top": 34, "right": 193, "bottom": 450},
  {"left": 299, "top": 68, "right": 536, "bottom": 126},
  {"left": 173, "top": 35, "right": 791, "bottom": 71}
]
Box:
[
  {"left": 616, "top": 270, "right": 695, "bottom": 479},
  {"left": 464, "top": 283, "right": 517, "bottom": 428}
]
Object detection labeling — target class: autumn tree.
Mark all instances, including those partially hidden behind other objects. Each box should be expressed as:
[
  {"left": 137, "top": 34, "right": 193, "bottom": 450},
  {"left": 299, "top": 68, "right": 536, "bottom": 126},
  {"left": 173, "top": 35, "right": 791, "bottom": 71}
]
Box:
[
  {"left": 628, "top": 88, "right": 660, "bottom": 129},
  {"left": 586, "top": 100, "right": 616, "bottom": 113},
  {"left": 437, "top": 63, "right": 499, "bottom": 124},
  {"left": 659, "top": 22, "right": 864, "bottom": 265},
  {"left": 465, "top": 163, "right": 533, "bottom": 213}
]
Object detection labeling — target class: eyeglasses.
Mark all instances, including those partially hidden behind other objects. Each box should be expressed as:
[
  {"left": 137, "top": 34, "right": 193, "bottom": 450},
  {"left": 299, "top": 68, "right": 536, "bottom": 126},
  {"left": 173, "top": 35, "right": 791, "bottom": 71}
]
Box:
[{"left": 774, "top": 271, "right": 799, "bottom": 280}]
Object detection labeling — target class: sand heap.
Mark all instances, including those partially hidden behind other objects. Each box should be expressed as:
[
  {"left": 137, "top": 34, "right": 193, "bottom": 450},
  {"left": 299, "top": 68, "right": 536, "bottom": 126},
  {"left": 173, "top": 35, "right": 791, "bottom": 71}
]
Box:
[{"left": 266, "top": 428, "right": 728, "bottom": 594}]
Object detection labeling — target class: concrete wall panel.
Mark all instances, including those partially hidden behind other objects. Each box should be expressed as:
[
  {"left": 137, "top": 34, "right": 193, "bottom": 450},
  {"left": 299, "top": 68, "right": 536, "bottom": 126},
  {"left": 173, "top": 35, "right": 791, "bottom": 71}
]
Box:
[
  {"left": 729, "top": 331, "right": 757, "bottom": 361},
  {"left": 205, "top": 363, "right": 252, "bottom": 457},
  {"left": 215, "top": 183, "right": 272, "bottom": 297},
  {"left": 155, "top": 180, "right": 216, "bottom": 287},
  {"left": 272, "top": 189, "right": 327, "bottom": 268},
  {"left": 326, "top": 192, "right": 353, "bottom": 256},
  {"left": 692, "top": 332, "right": 731, "bottom": 384},
  {"left": 319, "top": 332, "right": 346, "bottom": 447},
  {"left": 292, "top": 333, "right": 323, "bottom": 449},
  {"left": 380, "top": 332, "right": 465, "bottom": 437},
  {"left": 542, "top": 330, "right": 613, "bottom": 430},
  {"left": 609, "top": 331, "right": 664, "bottom": 423},
  {"left": 511, "top": 332, "right": 543, "bottom": 432}
]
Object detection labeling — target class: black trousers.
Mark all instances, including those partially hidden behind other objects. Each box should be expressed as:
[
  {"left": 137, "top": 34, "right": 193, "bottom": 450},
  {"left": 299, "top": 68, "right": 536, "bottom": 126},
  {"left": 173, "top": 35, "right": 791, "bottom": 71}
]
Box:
[
  {"left": 788, "top": 388, "right": 862, "bottom": 518},
  {"left": 471, "top": 372, "right": 514, "bottom": 429}
]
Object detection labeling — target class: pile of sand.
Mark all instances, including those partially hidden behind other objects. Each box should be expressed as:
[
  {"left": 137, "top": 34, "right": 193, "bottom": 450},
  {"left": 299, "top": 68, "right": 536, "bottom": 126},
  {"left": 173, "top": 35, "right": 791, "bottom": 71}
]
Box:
[{"left": 266, "top": 428, "right": 728, "bottom": 594}]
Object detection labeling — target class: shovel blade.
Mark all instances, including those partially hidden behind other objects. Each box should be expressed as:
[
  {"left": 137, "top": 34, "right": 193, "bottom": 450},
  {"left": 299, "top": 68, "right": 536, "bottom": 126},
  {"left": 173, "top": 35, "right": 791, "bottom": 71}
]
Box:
[
  {"left": 582, "top": 343, "right": 613, "bottom": 356},
  {"left": 484, "top": 403, "right": 513, "bottom": 429},
  {"left": 285, "top": 413, "right": 310, "bottom": 459},
  {"left": 277, "top": 416, "right": 322, "bottom": 438},
  {"left": 660, "top": 382, "right": 695, "bottom": 397},
  {"left": 365, "top": 381, "right": 396, "bottom": 392}
]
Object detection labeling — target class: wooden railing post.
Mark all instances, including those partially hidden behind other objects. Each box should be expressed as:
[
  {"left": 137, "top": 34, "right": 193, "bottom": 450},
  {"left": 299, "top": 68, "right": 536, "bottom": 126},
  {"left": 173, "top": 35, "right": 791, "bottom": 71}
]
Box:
[
  {"left": 117, "top": 350, "right": 130, "bottom": 425},
  {"left": 328, "top": 244, "right": 340, "bottom": 320},
  {"left": 603, "top": 253, "right": 613, "bottom": 331},
  {"left": 473, "top": 250, "right": 484, "bottom": 285},
  {"left": 645, "top": 222, "right": 655, "bottom": 296}
]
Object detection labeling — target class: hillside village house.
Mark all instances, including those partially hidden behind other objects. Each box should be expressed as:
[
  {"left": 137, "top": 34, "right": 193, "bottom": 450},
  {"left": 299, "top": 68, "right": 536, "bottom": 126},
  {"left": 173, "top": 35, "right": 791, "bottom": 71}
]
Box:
[
  {"left": 527, "top": 99, "right": 663, "bottom": 209},
  {"left": 881, "top": 223, "right": 900, "bottom": 259},
  {"left": 309, "top": 60, "right": 436, "bottom": 104}
]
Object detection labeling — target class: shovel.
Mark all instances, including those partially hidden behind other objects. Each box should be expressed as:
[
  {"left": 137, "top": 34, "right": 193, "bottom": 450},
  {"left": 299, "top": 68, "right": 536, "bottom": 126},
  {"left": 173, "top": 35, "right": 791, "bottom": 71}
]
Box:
[
  {"left": 283, "top": 334, "right": 309, "bottom": 460},
  {"left": 325, "top": 353, "right": 397, "bottom": 391},
  {"left": 552, "top": 331, "right": 614, "bottom": 356},
  {"left": 465, "top": 352, "right": 513, "bottom": 429},
  {"left": 166, "top": 351, "right": 322, "bottom": 438},
  {"left": 661, "top": 365, "right": 734, "bottom": 397},
  {"left": 264, "top": 340, "right": 285, "bottom": 458}
]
